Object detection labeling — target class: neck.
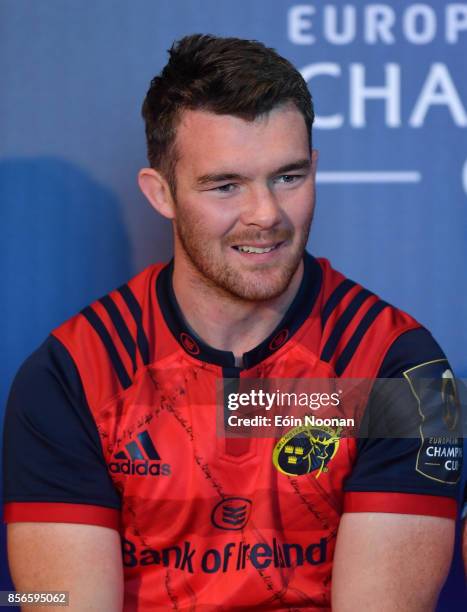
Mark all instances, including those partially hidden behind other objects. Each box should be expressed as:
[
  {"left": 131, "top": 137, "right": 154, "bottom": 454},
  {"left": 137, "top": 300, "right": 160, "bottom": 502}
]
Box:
[{"left": 172, "top": 253, "right": 304, "bottom": 361}]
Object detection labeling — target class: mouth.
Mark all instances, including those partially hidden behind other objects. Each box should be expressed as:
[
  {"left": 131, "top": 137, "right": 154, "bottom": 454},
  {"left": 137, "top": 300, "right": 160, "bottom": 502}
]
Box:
[{"left": 232, "top": 242, "right": 284, "bottom": 254}]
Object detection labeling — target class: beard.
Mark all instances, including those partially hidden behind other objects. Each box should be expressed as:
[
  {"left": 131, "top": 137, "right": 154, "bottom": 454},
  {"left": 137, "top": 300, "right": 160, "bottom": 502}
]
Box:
[{"left": 174, "top": 207, "right": 312, "bottom": 302}]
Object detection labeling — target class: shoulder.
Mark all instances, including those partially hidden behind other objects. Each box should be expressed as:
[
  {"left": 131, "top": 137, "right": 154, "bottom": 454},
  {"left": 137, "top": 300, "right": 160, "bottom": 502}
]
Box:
[
  {"left": 51, "top": 263, "right": 165, "bottom": 410},
  {"left": 313, "top": 256, "right": 444, "bottom": 377},
  {"left": 4, "top": 335, "right": 122, "bottom": 516},
  {"left": 316, "top": 256, "right": 419, "bottom": 333},
  {"left": 7, "top": 335, "right": 86, "bottom": 426}
]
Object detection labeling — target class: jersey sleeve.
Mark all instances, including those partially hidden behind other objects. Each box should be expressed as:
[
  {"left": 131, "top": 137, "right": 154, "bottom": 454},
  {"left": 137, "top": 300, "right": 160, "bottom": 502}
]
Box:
[
  {"left": 2, "top": 336, "right": 121, "bottom": 529},
  {"left": 343, "top": 327, "right": 462, "bottom": 519}
]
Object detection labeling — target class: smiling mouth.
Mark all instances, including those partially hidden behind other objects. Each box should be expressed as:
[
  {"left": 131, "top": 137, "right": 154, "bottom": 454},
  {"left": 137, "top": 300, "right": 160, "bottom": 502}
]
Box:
[{"left": 232, "top": 242, "right": 283, "bottom": 254}]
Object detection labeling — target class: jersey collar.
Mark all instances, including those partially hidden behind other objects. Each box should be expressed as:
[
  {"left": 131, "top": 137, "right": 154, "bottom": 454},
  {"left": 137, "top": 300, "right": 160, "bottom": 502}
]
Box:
[{"left": 156, "top": 251, "right": 322, "bottom": 369}]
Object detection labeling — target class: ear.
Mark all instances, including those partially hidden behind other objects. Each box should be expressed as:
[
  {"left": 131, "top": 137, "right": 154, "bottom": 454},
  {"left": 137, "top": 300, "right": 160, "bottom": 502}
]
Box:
[
  {"left": 311, "top": 149, "right": 319, "bottom": 178},
  {"left": 138, "top": 167, "right": 175, "bottom": 220}
]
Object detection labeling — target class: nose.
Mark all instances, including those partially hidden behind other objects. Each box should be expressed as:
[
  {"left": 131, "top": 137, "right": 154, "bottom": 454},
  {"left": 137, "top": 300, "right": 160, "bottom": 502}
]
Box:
[{"left": 239, "top": 185, "right": 282, "bottom": 229}]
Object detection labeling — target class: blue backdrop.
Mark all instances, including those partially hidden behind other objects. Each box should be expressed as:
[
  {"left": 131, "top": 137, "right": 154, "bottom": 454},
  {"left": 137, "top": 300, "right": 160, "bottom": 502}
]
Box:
[{"left": 1, "top": 1, "right": 466, "bottom": 608}]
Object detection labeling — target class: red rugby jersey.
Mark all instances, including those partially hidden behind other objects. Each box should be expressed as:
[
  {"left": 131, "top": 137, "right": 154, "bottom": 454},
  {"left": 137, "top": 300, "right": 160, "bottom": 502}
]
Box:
[{"left": 3, "top": 253, "right": 461, "bottom": 611}]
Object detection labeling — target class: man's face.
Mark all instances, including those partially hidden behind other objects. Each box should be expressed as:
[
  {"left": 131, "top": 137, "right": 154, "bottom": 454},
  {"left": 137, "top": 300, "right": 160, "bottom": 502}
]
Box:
[{"left": 171, "top": 104, "right": 317, "bottom": 301}]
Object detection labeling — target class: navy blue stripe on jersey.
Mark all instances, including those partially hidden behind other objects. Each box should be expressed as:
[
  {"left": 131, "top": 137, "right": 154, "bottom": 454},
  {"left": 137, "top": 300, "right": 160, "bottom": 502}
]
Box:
[
  {"left": 334, "top": 300, "right": 389, "bottom": 376},
  {"left": 320, "top": 289, "right": 373, "bottom": 364},
  {"left": 125, "top": 441, "right": 145, "bottom": 460},
  {"left": 321, "top": 279, "right": 357, "bottom": 328},
  {"left": 99, "top": 295, "right": 137, "bottom": 374},
  {"left": 118, "top": 284, "right": 150, "bottom": 366},
  {"left": 137, "top": 431, "right": 161, "bottom": 460},
  {"left": 81, "top": 306, "right": 132, "bottom": 389}
]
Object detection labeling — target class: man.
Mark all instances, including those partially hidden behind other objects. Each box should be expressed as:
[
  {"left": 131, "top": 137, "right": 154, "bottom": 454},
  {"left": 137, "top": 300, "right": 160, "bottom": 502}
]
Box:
[{"left": 3, "top": 35, "right": 462, "bottom": 611}]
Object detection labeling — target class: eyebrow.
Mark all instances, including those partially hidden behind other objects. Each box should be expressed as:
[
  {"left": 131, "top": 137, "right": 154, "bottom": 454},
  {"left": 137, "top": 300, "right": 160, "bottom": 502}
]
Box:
[{"left": 196, "top": 158, "right": 311, "bottom": 185}]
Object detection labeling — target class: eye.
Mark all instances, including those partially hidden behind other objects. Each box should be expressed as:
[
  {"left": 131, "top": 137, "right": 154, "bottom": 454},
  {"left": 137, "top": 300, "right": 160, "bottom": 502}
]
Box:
[
  {"left": 211, "top": 183, "right": 237, "bottom": 194},
  {"left": 276, "top": 174, "right": 302, "bottom": 184}
]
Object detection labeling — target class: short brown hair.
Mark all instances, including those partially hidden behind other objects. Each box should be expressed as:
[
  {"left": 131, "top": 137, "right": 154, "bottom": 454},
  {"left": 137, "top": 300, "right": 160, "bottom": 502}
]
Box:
[{"left": 142, "top": 34, "right": 314, "bottom": 193}]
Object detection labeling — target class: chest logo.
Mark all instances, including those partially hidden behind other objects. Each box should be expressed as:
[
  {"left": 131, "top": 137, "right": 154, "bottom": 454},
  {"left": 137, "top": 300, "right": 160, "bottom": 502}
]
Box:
[
  {"left": 273, "top": 425, "right": 340, "bottom": 477},
  {"left": 109, "top": 430, "right": 171, "bottom": 477},
  {"left": 211, "top": 497, "right": 252, "bottom": 530}
]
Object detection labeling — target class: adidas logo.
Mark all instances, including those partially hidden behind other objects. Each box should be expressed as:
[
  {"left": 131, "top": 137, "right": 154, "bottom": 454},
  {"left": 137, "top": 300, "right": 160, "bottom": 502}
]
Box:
[{"left": 108, "top": 430, "right": 171, "bottom": 477}]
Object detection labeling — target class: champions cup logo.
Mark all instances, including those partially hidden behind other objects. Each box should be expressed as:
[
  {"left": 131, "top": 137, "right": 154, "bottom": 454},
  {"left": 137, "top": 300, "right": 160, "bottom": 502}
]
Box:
[
  {"left": 403, "top": 360, "right": 462, "bottom": 484},
  {"left": 273, "top": 425, "right": 340, "bottom": 477}
]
